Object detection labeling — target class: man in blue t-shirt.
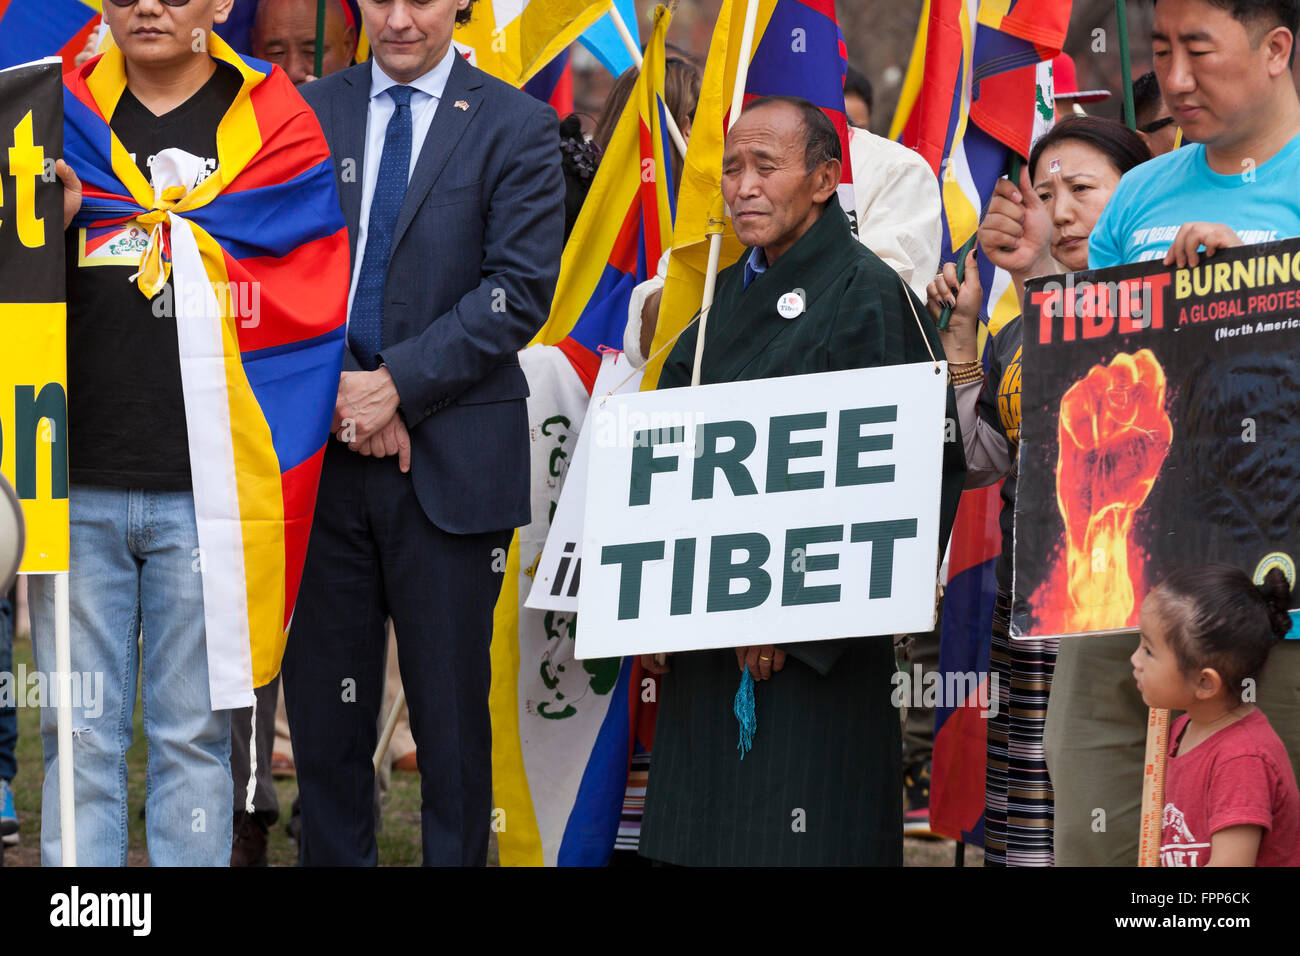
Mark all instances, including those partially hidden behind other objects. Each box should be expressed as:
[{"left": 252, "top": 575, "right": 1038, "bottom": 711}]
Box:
[{"left": 1090, "top": 0, "right": 1300, "bottom": 270}]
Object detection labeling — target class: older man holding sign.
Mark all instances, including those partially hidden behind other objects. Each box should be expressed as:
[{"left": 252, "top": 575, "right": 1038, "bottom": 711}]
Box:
[{"left": 578, "top": 96, "right": 965, "bottom": 866}]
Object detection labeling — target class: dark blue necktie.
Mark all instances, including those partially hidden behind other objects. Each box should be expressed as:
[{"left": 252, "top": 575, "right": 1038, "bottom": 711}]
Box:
[{"left": 349, "top": 85, "right": 414, "bottom": 369}]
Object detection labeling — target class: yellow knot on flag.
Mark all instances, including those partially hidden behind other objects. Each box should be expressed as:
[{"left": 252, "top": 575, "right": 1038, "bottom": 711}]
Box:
[{"left": 129, "top": 184, "right": 189, "bottom": 299}]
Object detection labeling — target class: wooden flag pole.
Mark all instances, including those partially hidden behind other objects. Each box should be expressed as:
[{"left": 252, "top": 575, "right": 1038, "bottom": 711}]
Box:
[
  {"left": 373, "top": 685, "right": 406, "bottom": 772},
  {"left": 1138, "top": 706, "right": 1171, "bottom": 866},
  {"left": 608, "top": 2, "right": 690, "bottom": 160},
  {"left": 314, "top": 0, "right": 327, "bottom": 81},
  {"left": 691, "top": 0, "right": 760, "bottom": 390}
]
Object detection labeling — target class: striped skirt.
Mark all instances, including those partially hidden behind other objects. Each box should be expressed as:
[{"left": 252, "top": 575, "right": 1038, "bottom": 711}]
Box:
[{"left": 984, "top": 589, "right": 1059, "bottom": 866}]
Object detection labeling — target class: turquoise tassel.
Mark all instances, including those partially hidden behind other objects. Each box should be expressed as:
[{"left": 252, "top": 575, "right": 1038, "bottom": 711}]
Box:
[{"left": 734, "top": 669, "right": 756, "bottom": 759}]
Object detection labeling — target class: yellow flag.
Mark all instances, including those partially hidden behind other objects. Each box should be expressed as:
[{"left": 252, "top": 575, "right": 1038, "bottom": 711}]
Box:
[
  {"left": 642, "top": 0, "right": 776, "bottom": 389},
  {"left": 456, "top": 0, "right": 614, "bottom": 86}
]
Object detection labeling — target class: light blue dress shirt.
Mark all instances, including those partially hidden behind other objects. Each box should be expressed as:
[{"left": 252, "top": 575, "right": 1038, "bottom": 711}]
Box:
[
  {"left": 742, "top": 246, "right": 769, "bottom": 289},
  {"left": 346, "top": 46, "right": 459, "bottom": 323}
]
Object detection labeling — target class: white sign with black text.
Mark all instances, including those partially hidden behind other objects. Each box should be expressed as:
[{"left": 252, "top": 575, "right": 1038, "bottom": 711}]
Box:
[{"left": 575, "top": 362, "right": 949, "bottom": 659}]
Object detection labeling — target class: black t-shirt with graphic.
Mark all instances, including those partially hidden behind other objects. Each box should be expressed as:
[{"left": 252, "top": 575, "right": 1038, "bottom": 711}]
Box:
[
  {"left": 976, "top": 314, "right": 1023, "bottom": 594},
  {"left": 65, "top": 63, "right": 241, "bottom": 490}
]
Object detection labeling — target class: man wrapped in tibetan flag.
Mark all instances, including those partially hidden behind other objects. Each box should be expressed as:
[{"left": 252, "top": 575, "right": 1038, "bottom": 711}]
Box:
[{"left": 36, "top": 0, "right": 347, "bottom": 867}]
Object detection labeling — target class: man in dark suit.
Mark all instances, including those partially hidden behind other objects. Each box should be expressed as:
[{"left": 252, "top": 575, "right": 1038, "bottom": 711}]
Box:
[{"left": 283, "top": 0, "right": 564, "bottom": 866}]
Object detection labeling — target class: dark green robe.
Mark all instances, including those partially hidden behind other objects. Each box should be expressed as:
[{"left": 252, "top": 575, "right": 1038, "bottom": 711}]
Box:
[{"left": 638, "top": 203, "right": 965, "bottom": 866}]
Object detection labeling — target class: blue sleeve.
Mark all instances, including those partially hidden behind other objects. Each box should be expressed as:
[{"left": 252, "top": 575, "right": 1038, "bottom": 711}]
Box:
[
  {"left": 379, "top": 102, "right": 564, "bottom": 423},
  {"left": 1089, "top": 185, "right": 1127, "bottom": 270}
]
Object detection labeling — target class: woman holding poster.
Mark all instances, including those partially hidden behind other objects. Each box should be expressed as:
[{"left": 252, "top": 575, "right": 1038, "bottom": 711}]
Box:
[{"left": 926, "top": 116, "right": 1151, "bottom": 866}]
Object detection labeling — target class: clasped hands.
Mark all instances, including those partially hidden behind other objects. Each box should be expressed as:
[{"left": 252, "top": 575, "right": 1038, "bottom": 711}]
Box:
[
  {"left": 639, "top": 645, "right": 787, "bottom": 681},
  {"left": 332, "top": 367, "right": 411, "bottom": 473}
]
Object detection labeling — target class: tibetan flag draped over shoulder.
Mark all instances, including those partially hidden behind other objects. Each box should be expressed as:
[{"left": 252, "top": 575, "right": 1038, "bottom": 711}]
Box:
[
  {"left": 0, "top": 0, "right": 100, "bottom": 70},
  {"left": 890, "top": 0, "right": 1068, "bottom": 843},
  {"left": 648, "top": 0, "right": 853, "bottom": 389},
  {"left": 455, "top": 0, "right": 613, "bottom": 86},
  {"left": 491, "top": 6, "right": 675, "bottom": 867},
  {"left": 63, "top": 36, "right": 348, "bottom": 710}
]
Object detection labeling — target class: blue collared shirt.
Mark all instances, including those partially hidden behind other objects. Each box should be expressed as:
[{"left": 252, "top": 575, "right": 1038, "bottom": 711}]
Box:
[
  {"left": 742, "top": 246, "right": 769, "bottom": 289},
  {"left": 347, "top": 46, "right": 459, "bottom": 322}
]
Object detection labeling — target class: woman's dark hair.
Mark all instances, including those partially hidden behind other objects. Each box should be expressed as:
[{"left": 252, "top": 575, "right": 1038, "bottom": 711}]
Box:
[
  {"left": 1150, "top": 563, "right": 1293, "bottom": 694},
  {"left": 1027, "top": 116, "right": 1151, "bottom": 182},
  {"left": 592, "top": 58, "right": 699, "bottom": 159},
  {"left": 592, "top": 67, "right": 639, "bottom": 155},
  {"left": 844, "top": 64, "right": 874, "bottom": 112}
]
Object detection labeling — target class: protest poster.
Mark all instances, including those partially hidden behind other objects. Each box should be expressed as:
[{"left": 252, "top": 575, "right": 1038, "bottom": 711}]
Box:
[
  {"left": 0, "top": 58, "right": 68, "bottom": 574},
  {"left": 1012, "top": 240, "right": 1300, "bottom": 638},
  {"left": 575, "top": 362, "right": 948, "bottom": 659}
]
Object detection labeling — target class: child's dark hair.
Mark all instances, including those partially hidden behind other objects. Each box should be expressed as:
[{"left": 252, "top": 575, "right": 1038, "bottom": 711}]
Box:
[{"left": 1151, "top": 563, "right": 1293, "bottom": 694}]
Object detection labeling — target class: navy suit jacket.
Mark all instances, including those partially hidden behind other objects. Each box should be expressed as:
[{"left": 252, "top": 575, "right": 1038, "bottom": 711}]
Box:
[{"left": 302, "top": 55, "right": 564, "bottom": 534}]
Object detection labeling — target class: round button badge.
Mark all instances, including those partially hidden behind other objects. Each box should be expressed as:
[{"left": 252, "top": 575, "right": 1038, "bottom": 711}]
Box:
[{"left": 777, "top": 290, "right": 805, "bottom": 319}]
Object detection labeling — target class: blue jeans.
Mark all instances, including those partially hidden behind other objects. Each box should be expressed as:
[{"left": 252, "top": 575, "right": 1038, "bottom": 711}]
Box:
[
  {"left": 0, "top": 595, "right": 15, "bottom": 783},
  {"left": 29, "top": 486, "right": 232, "bottom": 866}
]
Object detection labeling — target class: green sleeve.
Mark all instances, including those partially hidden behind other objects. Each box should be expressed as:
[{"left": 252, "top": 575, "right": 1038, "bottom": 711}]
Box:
[{"left": 656, "top": 318, "right": 698, "bottom": 391}]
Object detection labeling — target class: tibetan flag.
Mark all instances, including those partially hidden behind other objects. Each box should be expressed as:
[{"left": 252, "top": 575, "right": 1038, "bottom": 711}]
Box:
[
  {"left": 455, "top": 0, "right": 613, "bottom": 86},
  {"left": 649, "top": 0, "right": 855, "bottom": 390},
  {"left": 491, "top": 6, "right": 676, "bottom": 867},
  {"left": 0, "top": 0, "right": 101, "bottom": 71},
  {"left": 890, "top": 0, "right": 1068, "bottom": 256},
  {"left": 63, "top": 35, "right": 348, "bottom": 710},
  {"left": 531, "top": 5, "right": 676, "bottom": 356},
  {"left": 523, "top": 47, "right": 574, "bottom": 117},
  {"left": 892, "top": 0, "right": 1068, "bottom": 844}
]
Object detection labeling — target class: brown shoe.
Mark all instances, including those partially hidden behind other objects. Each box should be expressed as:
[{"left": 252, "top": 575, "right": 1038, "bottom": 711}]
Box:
[
  {"left": 393, "top": 751, "right": 419, "bottom": 773},
  {"left": 231, "top": 813, "right": 269, "bottom": 867},
  {"left": 270, "top": 753, "right": 295, "bottom": 778}
]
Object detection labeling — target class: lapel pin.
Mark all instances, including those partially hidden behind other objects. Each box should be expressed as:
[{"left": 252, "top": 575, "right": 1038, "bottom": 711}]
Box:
[
  {"left": 454, "top": 99, "right": 469, "bottom": 111},
  {"left": 777, "top": 290, "right": 805, "bottom": 319}
]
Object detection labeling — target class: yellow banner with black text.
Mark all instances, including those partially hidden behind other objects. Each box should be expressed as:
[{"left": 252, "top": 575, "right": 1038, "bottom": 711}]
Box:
[{"left": 0, "top": 58, "right": 68, "bottom": 574}]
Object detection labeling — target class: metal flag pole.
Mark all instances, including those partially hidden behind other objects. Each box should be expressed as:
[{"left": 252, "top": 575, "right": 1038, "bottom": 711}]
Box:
[
  {"left": 691, "top": 0, "right": 759, "bottom": 389},
  {"left": 55, "top": 571, "right": 76, "bottom": 865},
  {"left": 608, "top": 1, "right": 690, "bottom": 160}
]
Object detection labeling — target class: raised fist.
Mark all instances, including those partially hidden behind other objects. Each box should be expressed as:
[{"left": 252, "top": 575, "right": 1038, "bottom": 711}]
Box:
[
  {"left": 1055, "top": 349, "right": 1172, "bottom": 630},
  {"left": 977, "top": 166, "right": 1054, "bottom": 280}
]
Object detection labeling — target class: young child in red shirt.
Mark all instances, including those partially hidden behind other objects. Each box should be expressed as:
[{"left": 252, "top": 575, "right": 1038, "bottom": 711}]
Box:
[{"left": 1131, "top": 564, "right": 1300, "bottom": 867}]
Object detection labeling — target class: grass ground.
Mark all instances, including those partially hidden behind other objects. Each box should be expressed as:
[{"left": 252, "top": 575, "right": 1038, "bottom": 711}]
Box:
[{"left": 3, "top": 631, "right": 977, "bottom": 867}]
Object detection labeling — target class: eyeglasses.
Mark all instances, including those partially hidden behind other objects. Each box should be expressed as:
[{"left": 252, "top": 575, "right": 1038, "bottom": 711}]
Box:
[
  {"left": 106, "top": 0, "right": 193, "bottom": 7},
  {"left": 1139, "top": 116, "right": 1175, "bottom": 135}
]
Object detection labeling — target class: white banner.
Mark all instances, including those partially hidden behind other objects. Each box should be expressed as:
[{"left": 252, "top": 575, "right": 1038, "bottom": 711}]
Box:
[
  {"left": 526, "top": 352, "right": 643, "bottom": 612},
  {"left": 575, "top": 362, "right": 949, "bottom": 659}
]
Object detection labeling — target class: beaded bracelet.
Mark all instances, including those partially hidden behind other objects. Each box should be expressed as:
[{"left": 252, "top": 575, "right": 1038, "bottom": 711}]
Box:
[{"left": 948, "top": 360, "right": 984, "bottom": 387}]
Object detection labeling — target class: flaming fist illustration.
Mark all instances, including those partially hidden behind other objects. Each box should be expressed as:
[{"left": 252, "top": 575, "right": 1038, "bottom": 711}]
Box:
[{"left": 1056, "top": 350, "right": 1172, "bottom": 631}]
